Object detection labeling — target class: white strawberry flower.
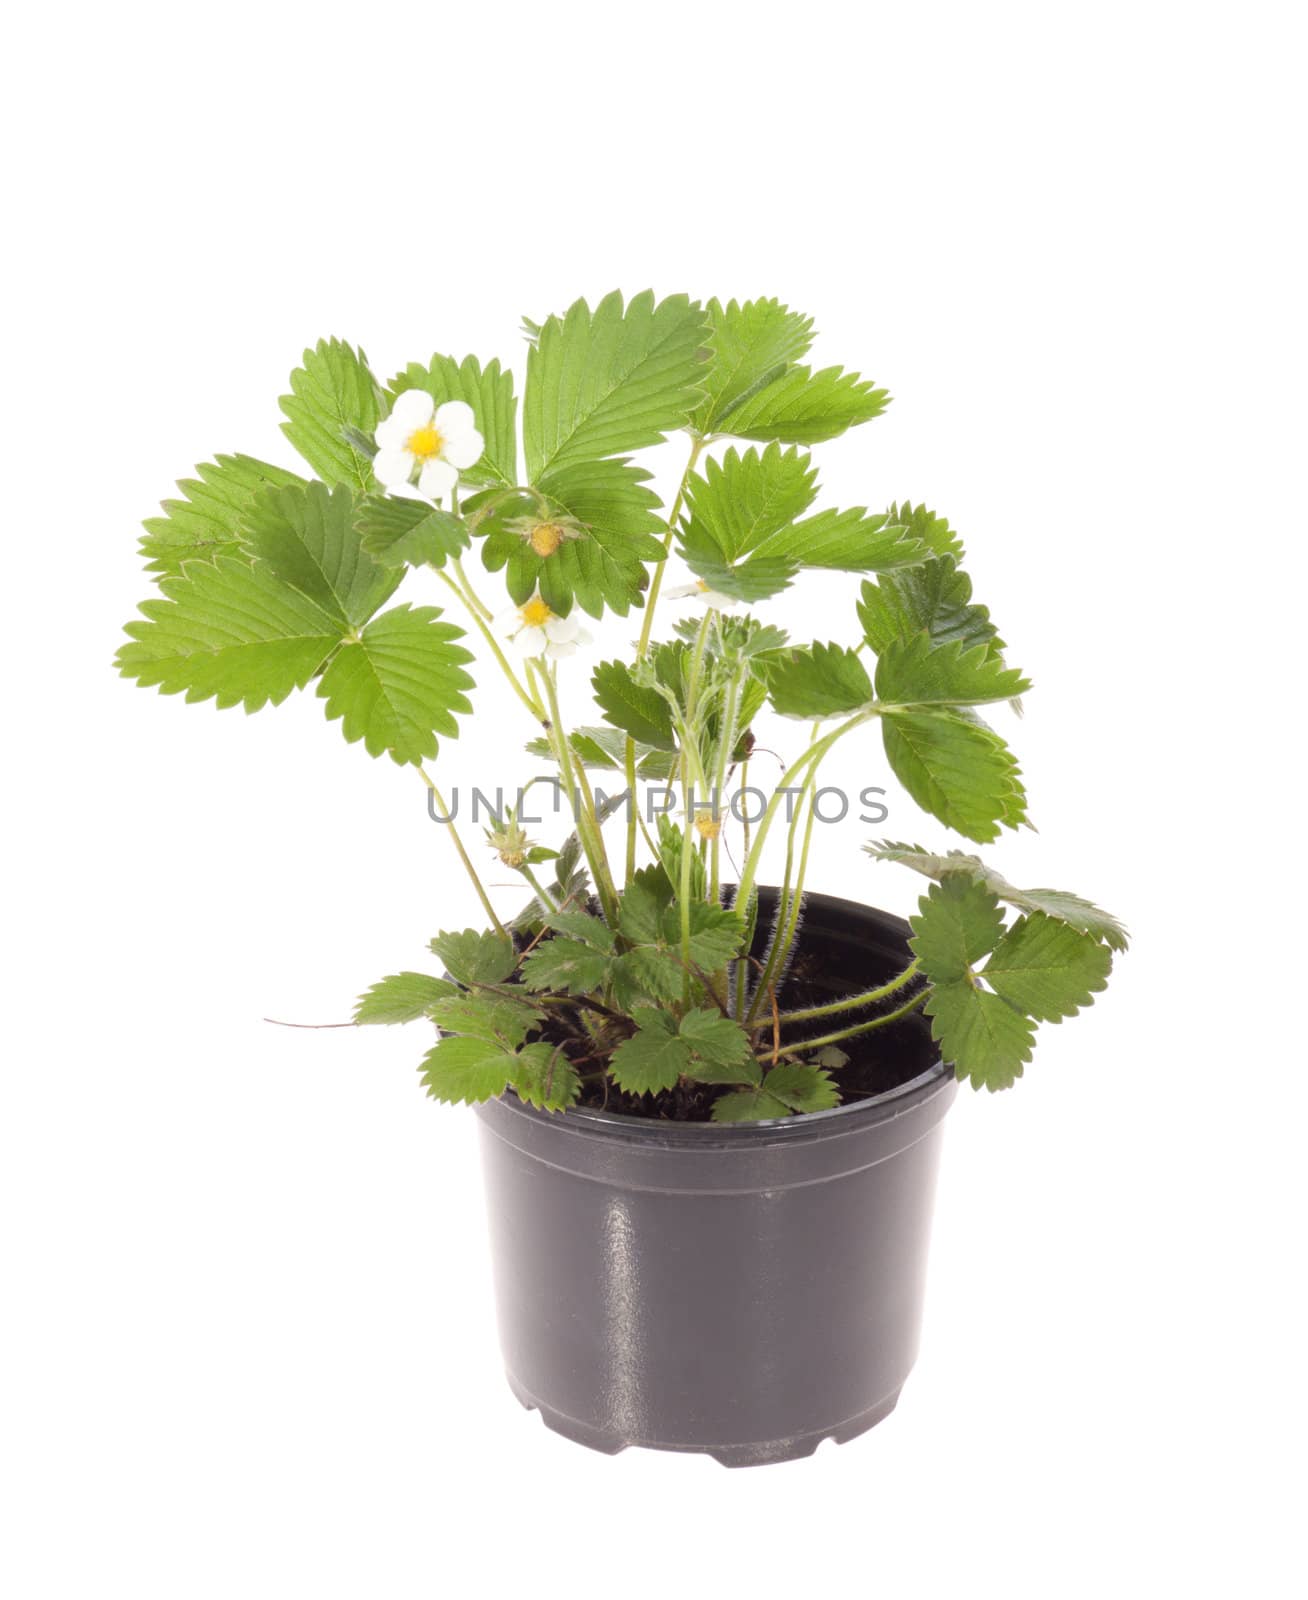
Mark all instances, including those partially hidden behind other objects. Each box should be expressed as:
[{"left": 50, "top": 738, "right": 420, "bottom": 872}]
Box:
[
  {"left": 495, "top": 596, "right": 593, "bottom": 660},
  {"left": 667, "top": 578, "right": 740, "bottom": 612},
  {"left": 373, "top": 390, "right": 483, "bottom": 500}
]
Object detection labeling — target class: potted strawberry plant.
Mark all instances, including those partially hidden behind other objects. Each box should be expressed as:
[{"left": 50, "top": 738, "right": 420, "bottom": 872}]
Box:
[{"left": 118, "top": 293, "right": 1126, "bottom": 1465}]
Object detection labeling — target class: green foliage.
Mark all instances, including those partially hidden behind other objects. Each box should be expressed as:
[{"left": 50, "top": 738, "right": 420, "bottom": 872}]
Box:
[
  {"left": 388, "top": 354, "right": 517, "bottom": 487},
  {"left": 355, "top": 495, "right": 470, "bottom": 570},
  {"left": 867, "top": 843, "right": 1129, "bottom": 951},
  {"left": 924, "top": 981, "right": 1037, "bottom": 1093},
  {"left": 977, "top": 913, "right": 1114, "bottom": 1021},
  {"left": 280, "top": 339, "right": 383, "bottom": 492},
  {"left": 116, "top": 555, "right": 345, "bottom": 711},
  {"left": 318, "top": 604, "right": 474, "bottom": 765},
  {"left": 713, "top": 363, "right": 889, "bottom": 445},
  {"left": 858, "top": 557, "right": 1001, "bottom": 657},
  {"left": 880, "top": 710, "right": 1027, "bottom": 841},
  {"left": 711, "top": 1062, "right": 838, "bottom": 1121},
  {"left": 909, "top": 875, "right": 1006, "bottom": 981},
  {"left": 243, "top": 482, "right": 400, "bottom": 626},
  {"left": 140, "top": 454, "right": 305, "bottom": 576},
  {"left": 520, "top": 937, "right": 612, "bottom": 994},
  {"left": 762, "top": 643, "right": 874, "bottom": 718},
  {"left": 523, "top": 290, "right": 708, "bottom": 478},
  {"left": 429, "top": 928, "right": 517, "bottom": 987},
  {"left": 420, "top": 1035, "right": 518, "bottom": 1105},
  {"left": 609, "top": 1007, "right": 755, "bottom": 1096},
  {"left": 513, "top": 1044, "right": 582, "bottom": 1111},
  {"left": 691, "top": 298, "right": 815, "bottom": 434},
  {"left": 354, "top": 972, "right": 457, "bottom": 1024},
  {"left": 874, "top": 634, "right": 1030, "bottom": 708},
  {"left": 428, "top": 992, "right": 543, "bottom": 1048},
  {"left": 592, "top": 660, "right": 677, "bottom": 750}
]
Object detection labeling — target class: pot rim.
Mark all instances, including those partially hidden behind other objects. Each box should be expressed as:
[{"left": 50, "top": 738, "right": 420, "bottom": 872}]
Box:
[{"left": 489, "top": 886, "right": 951, "bottom": 1149}]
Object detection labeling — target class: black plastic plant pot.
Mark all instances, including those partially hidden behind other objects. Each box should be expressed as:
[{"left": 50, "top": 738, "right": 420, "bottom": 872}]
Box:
[{"left": 473, "top": 888, "right": 957, "bottom": 1467}]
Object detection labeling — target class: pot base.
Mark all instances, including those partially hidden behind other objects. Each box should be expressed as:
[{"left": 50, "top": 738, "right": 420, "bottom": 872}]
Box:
[{"left": 504, "top": 1368, "right": 903, "bottom": 1468}]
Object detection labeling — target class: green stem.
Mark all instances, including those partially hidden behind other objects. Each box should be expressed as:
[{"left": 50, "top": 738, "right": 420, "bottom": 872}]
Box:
[
  {"left": 518, "top": 863, "right": 559, "bottom": 914},
  {"left": 534, "top": 661, "right": 620, "bottom": 927},
  {"left": 769, "top": 959, "right": 922, "bottom": 1027},
  {"left": 775, "top": 989, "right": 929, "bottom": 1057},
  {"left": 436, "top": 570, "right": 543, "bottom": 720},
  {"left": 419, "top": 772, "right": 505, "bottom": 936}
]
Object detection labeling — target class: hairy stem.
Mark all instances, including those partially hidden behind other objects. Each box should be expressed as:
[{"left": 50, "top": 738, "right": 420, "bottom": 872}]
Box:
[
  {"left": 768, "top": 959, "right": 922, "bottom": 1027},
  {"left": 775, "top": 988, "right": 929, "bottom": 1057}
]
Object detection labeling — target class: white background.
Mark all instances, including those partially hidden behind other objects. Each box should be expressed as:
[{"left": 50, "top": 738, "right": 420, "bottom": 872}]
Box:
[{"left": 3, "top": 2, "right": 1305, "bottom": 1595}]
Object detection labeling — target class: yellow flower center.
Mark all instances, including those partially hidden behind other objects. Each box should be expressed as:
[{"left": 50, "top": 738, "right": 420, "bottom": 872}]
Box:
[
  {"left": 520, "top": 598, "right": 553, "bottom": 628},
  {"left": 405, "top": 425, "right": 444, "bottom": 461},
  {"left": 529, "top": 521, "right": 565, "bottom": 557},
  {"left": 696, "top": 579, "right": 711, "bottom": 592},
  {"left": 694, "top": 812, "right": 722, "bottom": 841}
]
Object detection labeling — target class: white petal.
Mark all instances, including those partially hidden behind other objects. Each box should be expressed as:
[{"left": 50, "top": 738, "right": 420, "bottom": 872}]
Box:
[
  {"left": 373, "top": 413, "right": 411, "bottom": 451},
  {"left": 494, "top": 607, "right": 522, "bottom": 638},
  {"left": 387, "top": 388, "right": 436, "bottom": 430},
  {"left": 544, "top": 613, "right": 580, "bottom": 643},
  {"left": 515, "top": 626, "right": 548, "bottom": 657},
  {"left": 702, "top": 589, "right": 739, "bottom": 611},
  {"left": 547, "top": 639, "right": 577, "bottom": 659},
  {"left": 418, "top": 457, "right": 458, "bottom": 499},
  {"left": 573, "top": 626, "right": 593, "bottom": 648},
  {"left": 441, "top": 425, "right": 484, "bottom": 469},
  {"left": 433, "top": 399, "right": 476, "bottom": 435},
  {"left": 666, "top": 583, "right": 701, "bottom": 600},
  {"left": 374, "top": 448, "right": 416, "bottom": 488}
]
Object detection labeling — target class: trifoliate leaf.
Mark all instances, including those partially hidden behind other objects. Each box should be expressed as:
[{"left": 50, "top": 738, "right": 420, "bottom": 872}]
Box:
[
  {"left": 865, "top": 842, "right": 1130, "bottom": 952},
  {"left": 909, "top": 876, "right": 1006, "bottom": 983},
  {"left": 116, "top": 555, "right": 343, "bottom": 712},
  {"left": 610, "top": 946, "right": 685, "bottom": 1009},
  {"left": 608, "top": 1010, "right": 692, "bottom": 1096},
  {"left": 981, "top": 913, "right": 1113, "bottom": 1021},
  {"left": 139, "top": 454, "right": 306, "bottom": 577},
  {"left": 924, "top": 979, "right": 1036, "bottom": 1092},
  {"left": 513, "top": 1042, "right": 581, "bottom": 1111},
  {"left": 661, "top": 902, "right": 748, "bottom": 970},
  {"left": 543, "top": 911, "right": 617, "bottom": 953},
  {"left": 387, "top": 354, "right": 517, "bottom": 487},
  {"left": 761, "top": 643, "right": 874, "bottom": 719},
  {"left": 520, "top": 939, "right": 611, "bottom": 994},
  {"left": 243, "top": 481, "right": 400, "bottom": 627},
  {"left": 760, "top": 1062, "right": 840, "bottom": 1113},
  {"left": 355, "top": 495, "right": 470, "bottom": 570},
  {"left": 710, "top": 1088, "right": 791, "bottom": 1122},
  {"left": 592, "top": 660, "right": 677, "bottom": 750},
  {"left": 875, "top": 634, "right": 1030, "bottom": 709},
  {"left": 429, "top": 992, "right": 542, "bottom": 1049},
  {"left": 691, "top": 298, "right": 816, "bottom": 434},
  {"left": 858, "top": 558, "right": 1002, "bottom": 657},
  {"left": 420, "top": 1035, "right": 515, "bottom": 1104},
  {"left": 429, "top": 928, "right": 517, "bottom": 987},
  {"left": 317, "top": 603, "right": 474, "bottom": 765},
  {"left": 280, "top": 338, "right": 383, "bottom": 492},
  {"left": 679, "top": 445, "right": 819, "bottom": 564},
  {"left": 881, "top": 710, "right": 1026, "bottom": 841},
  {"left": 714, "top": 363, "right": 889, "bottom": 445},
  {"left": 523, "top": 290, "right": 708, "bottom": 478},
  {"left": 354, "top": 971, "right": 457, "bottom": 1024}
]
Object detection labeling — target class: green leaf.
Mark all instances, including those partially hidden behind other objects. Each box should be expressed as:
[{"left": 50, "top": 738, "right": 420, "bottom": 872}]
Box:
[
  {"left": 714, "top": 363, "right": 889, "bottom": 445},
  {"left": 429, "top": 992, "right": 542, "bottom": 1049},
  {"left": 420, "top": 1035, "right": 515, "bottom": 1104},
  {"left": 520, "top": 939, "right": 611, "bottom": 994},
  {"left": 525, "top": 725, "right": 674, "bottom": 780},
  {"left": 140, "top": 454, "right": 306, "bottom": 577},
  {"left": 678, "top": 1009, "right": 756, "bottom": 1078},
  {"left": 617, "top": 865, "right": 674, "bottom": 945},
  {"left": 523, "top": 290, "right": 708, "bottom": 478},
  {"left": 609, "top": 1009, "right": 691, "bottom": 1095},
  {"left": 754, "top": 507, "right": 929, "bottom": 573},
  {"left": 610, "top": 946, "right": 685, "bottom": 1009},
  {"left": 924, "top": 980, "right": 1036, "bottom": 1092},
  {"left": 486, "top": 457, "right": 665, "bottom": 619},
  {"left": 280, "top": 339, "right": 383, "bottom": 492},
  {"left": 875, "top": 634, "right": 1030, "bottom": 709},
  {"left": 881, "top": 710, "right": 1027, "bottom": 841},
  {"left": 888, "top": 502, "right": 965, "bottom": 562},
  {"left": 710, "top": 1088, "right": 791, "bottom": 1122},
  {"left": 318, "top": 603, "right": 474, "bottom": 765},
  {"left": 243, "top": 481, "right": 400, "bottom": 627},
  {"left": 429, "top": 928, "right": 517, "bottom": 987},
  {"left": 866, "top": 842, "right": 1129, "bottom": 952},
  {"left": 691, "top": 298, "right": 815, "bottom": 433},
  {"left": 592, "top": 660, "right": 677, "bottom": 750},
  {"left": 679, "top": 445, "right": 819, "bottom": 564},
  {"left": 355, "top": 495, "right": 470, "bottom": 570},
  {"left": 662, "top": 902, "right": 747, "bottom": 970},
  {"left": 909, "top": 876, "right": 1006, "bottom": 983},
  {"left": 513, "top": 1042, "right": 581, "bottom": 1111},
  {"left": 981, "top": 913, "right": 1113, "bottom": 1021},
  {"left": 761, "top": 1062, "right": 839, "bottom": 1113},
  {"left": 544, "top": 910, "right": 617, "bottom": 952},
  {"left": 354, "top": 971, "right": 456, "bottom": 1024},
  {"left": 762, "top": 643, "right": 873, "bottom": 719},
  {"left": 116, "top": 555, "right": 342, "bottom": 712},
  {"left": 858, "top": 558, "right": 1002, "bottom": 656},
  {"left": 388, "top": 354, "right": 517, "bottom": 487}
]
